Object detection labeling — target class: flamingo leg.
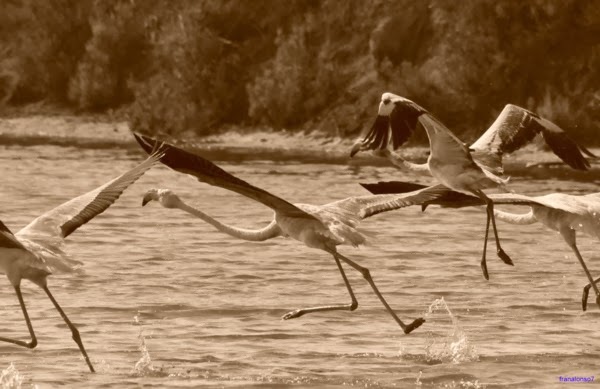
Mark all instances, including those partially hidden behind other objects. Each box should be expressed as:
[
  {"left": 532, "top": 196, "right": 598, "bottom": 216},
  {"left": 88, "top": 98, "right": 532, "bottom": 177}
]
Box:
[
  {"left": 567, "top": 243, "right": 600, "bottom": 311},
  {"left": 0, "top": 284, "right": 38, "bottom": 349},
  {"left": 282, "top": 253, "right": 358, "bottom": 320},
  {"left": 42, "top": 285, "right": 95, "bottom": 373},
  {"left": 335, "top": 252, "right": 424, "bottom": 334},
  {"left": 480, "top": 209, "right": 491, "bottom": 280},
  {"left": 472, "top": 190, "right": 514, "bottom": 276}
]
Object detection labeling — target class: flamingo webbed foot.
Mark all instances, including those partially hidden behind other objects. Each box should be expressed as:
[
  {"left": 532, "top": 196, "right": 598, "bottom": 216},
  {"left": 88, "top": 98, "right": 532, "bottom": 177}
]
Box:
[
  {"left": 403, "top": 318, "right": 425, "bottom": 334},
  {"left": 497, "top": 248, "right": 514, "bottom": 266}
]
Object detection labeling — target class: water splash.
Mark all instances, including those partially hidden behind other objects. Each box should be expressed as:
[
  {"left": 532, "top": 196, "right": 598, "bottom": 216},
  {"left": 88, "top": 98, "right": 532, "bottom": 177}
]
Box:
[
  {"left": 439, "top": 379, "right": 485, "bottom": 388},
  {"left": 422, "top": 297, "right": 478, "bottom": 364},
  {"left": 415, "top": 370, "right": 423, "bottom": 387},
  {"left": 0, "top": 363, "right": 23, "bottom": 389},
  {"left": 131, "top": 314, "right": 161, "bottom": 376}
]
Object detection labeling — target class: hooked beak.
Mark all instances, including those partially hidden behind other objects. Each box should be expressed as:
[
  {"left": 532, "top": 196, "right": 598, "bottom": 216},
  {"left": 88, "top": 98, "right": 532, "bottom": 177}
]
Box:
[
  {"left": 142, "top": 194, "right": 152, "bottom": 207},
  {"left": 349, "top": 141, "right": 364, "bottom": 157}
]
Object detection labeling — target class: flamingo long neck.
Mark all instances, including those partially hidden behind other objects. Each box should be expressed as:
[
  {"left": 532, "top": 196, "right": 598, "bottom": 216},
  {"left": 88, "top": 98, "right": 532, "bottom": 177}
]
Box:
[
  {"left": 494, "top": 208, "right": 537, "bottom": 225},
  {"left": 386, "top": 150, "right": 430, "bottom": 174},
  {"left": 176, "top": 201, "right": 281, "bottom": 241}
]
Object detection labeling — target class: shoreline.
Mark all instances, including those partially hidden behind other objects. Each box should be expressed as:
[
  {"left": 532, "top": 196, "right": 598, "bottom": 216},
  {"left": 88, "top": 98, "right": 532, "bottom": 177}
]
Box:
[{"left": 0, "top": 115, "right": 598, "bottom": 180}]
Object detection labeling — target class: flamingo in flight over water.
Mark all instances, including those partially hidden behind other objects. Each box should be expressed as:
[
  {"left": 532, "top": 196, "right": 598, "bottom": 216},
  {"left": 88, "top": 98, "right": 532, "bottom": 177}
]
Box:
[
  {"left": 0, "top": 149, "right": 163, "bottom": 372},
  {"left": 134, "top": 132, "right": 452, "bottom": 334},
  {"left": 349, "top": 93, "right": 530, "bottom": 280},
  {"left": 361, "top": 180, "right": 600, "bottom": 311},
  {"left": 350, "top": 95, "right": 594, "bottom": 174}
]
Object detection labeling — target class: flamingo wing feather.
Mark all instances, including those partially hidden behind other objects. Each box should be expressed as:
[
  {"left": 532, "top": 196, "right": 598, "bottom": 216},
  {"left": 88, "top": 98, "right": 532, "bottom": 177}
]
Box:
[
  {"left": 134, "top": 133, "right": 317, "bottom": 220},
  {"left": 17, "top": 150, "right": 162, "bottom": 241}
]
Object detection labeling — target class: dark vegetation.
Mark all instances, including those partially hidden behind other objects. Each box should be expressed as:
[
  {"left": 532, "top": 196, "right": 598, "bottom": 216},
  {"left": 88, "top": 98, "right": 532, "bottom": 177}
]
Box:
[{"left": 1, "top": 0, "right": 599, "bottom": 143}]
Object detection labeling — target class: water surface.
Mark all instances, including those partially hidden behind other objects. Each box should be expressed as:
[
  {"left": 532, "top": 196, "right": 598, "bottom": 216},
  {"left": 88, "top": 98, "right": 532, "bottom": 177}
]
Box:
[{"left": 0, "top": 145, "right": 599, "bottom": 388}]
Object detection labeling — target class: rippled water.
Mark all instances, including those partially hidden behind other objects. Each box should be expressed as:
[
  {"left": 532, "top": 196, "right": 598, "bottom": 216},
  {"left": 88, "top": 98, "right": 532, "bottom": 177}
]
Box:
[{"left": 0, "top": 144, "right": 599, "bottom": 388}]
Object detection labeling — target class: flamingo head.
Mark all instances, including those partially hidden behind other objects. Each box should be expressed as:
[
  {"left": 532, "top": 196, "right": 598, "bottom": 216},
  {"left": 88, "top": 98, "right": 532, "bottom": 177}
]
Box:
[
  {"left": 142, "top": 188, "right": 182, "bottom": 209},
  {"left": 378, "top": 92, "right": 399, "bottom": 116}
]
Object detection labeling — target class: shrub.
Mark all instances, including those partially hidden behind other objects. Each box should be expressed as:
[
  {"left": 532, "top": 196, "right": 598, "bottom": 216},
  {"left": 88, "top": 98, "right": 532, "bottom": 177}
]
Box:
[
  {"left": 0, "top": 0, "right": 92, "bottom": 104},
  {"left": 246, "top": 13, "right": 347, "bottom": 129},
  {"left": 68, "top": 1, "right": 151, "bottom": 110},
  {"left": 127, "top": 8, "right": 244, "bottom": 135}
]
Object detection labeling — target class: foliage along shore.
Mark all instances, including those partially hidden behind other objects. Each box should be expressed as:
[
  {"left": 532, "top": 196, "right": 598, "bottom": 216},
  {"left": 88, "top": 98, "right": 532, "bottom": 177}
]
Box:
[{"left": 1, "top": 0, "right": 598, "bottom": 145}]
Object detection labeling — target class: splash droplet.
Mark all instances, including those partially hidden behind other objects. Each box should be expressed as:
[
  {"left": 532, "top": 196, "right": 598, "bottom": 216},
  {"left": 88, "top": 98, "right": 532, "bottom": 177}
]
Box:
[
  {"left": 131, "top": 315, "right": 160, "bottom": 376},
  {"left": 423, "top": 297, "right": 478, "bottom": 364},
  {"left": 415, "top": 370, "right": 423, "bottom": 387}
]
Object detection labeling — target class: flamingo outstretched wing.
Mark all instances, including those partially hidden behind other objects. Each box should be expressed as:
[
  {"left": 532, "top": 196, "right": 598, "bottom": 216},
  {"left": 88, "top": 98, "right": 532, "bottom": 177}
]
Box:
[
  {"left": 323, "top": 184, "right": 452, "bottom": 223},
  {"left": 9, "top": 147, "right": 162, "bottom": 273},
  {"left": 17, "top": 150, "right": 162, "bottom": 242},
  {"left": 351, "top": 93, "right": 475, "bottom": 167},
  {"left": 469, "top": 104, "right": 592, "bottom": 171},
  {"left": 353, "top": 95, "right": 593, "bottom": 172},
  {"left": 350, "top": 93, "right": 428, "bottom": 156},
  {"left": 359, "top": 180, "right": 597, "bottom": 215},
  {"left": 134, "top": 133, "right": 317, "bottom": 221}
]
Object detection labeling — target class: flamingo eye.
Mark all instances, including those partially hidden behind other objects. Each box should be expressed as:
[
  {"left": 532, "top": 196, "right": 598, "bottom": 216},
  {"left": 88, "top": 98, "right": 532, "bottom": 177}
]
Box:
[{"left": 383, "top": 98, "right": 391, "bottom": 105}]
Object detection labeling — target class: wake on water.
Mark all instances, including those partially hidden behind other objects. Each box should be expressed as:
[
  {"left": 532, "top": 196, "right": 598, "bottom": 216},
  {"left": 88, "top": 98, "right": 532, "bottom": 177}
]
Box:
[{"left": 0, "top": 299, "right": 478, "bottom": 387}]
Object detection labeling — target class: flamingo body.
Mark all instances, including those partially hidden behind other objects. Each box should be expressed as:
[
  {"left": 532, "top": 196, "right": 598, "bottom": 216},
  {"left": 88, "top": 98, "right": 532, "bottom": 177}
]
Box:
[
  {"left": 136, "top": 133, "right": 453, "bottom": 335},
  {"left": 0, "top": 148, "right": 163, "bottom": 372},
  {"left": 362, "top": 180, "right": 600, "bottom": 310}
]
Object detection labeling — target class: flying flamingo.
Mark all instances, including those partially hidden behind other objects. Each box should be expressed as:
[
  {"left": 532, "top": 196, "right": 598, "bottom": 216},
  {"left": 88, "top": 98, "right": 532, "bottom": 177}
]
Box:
[
  {"left": 0, "top": 149, "right": 163, "bottom": 372},
  {"left": 349, "top": 93, "right": 521, "bottom": 280},
  {"left": 350, "top": 96, "right": 594, "bottom": 174},
  {"left": 134, "top": 132, "right": 453, "bottom": 334},
  {"left": 361, "top": 180, "right": 600, "bottom": 311}
]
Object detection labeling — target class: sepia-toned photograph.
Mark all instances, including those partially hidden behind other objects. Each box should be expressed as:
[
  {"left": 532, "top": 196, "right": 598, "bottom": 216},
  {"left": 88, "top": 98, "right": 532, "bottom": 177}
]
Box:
[{"left": 0, "top": 1, "right": 599, "bottom": 387}]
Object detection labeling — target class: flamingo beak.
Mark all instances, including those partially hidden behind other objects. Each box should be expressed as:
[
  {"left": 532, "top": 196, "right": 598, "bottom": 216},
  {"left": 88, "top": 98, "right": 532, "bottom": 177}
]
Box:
[
  {"left": 350, "top": 140, "right": 363, "bottom": 157},
  {"left": 142, "top": 193, "right": 152, "bottom": 207}
]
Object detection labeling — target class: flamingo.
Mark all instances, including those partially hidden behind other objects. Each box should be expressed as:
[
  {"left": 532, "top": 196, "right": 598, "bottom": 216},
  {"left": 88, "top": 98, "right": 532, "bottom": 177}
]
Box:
[
  {"left": 134, "top": 132, "right": 453, "bottom": 334},
  {"left": 349, "top": 93, "right": 519, "bottom": 280},
  {"left": 361, "top": 180, "right": 600, "bottom": 311},
  {"left": 350, "top": 95, "right": 594, "bottom": 174},
  {"left": 0, "top": 149, "right": 163, "bottom": 372}
]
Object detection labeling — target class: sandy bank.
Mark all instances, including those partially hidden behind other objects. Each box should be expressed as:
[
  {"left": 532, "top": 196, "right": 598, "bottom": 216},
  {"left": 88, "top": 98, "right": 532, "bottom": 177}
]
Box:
[{"left": 0, "top": 115, "right": 598, "bottom": 181}]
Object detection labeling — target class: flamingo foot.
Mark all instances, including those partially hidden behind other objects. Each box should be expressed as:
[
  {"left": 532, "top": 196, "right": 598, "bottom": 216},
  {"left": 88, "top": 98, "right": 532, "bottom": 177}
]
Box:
[
  {"left": 581, "top": 283, "right": 600, "bottom": 312},
  {"left": 481, "top": 261, "right": 490, "bottom": 281},
  {"left": 582, "top": 284, "right": 591, "bottom": 311},
  {"left": 403, "top": 318, "right": 425, "bottom": 334},
  {"left": 497, "top": 249, "right": 514, "bottom": 266}
]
